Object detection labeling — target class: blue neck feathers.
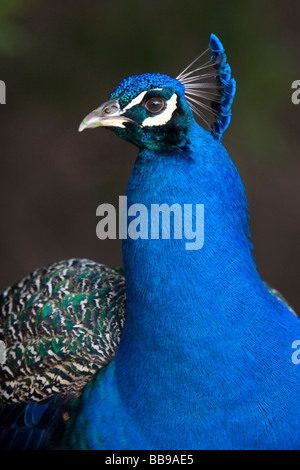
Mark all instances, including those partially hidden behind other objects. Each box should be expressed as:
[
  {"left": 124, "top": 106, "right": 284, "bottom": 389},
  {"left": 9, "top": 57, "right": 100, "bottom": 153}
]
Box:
[
  {"left": 120, "top": 119, "right": 258, "bottom": 335},
  {"left": 114, "top": 120, "right": 265, "bottom": 446}
]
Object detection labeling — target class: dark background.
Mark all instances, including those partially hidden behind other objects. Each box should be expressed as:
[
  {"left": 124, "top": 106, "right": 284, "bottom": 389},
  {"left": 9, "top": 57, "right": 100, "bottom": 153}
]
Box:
[{"left": 0, "top": 0, "right": 299, "bottom": 310}]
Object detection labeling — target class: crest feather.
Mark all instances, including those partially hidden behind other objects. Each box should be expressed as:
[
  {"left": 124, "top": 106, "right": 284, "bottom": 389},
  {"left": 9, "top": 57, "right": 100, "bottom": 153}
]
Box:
[{"left": 177, "top": 34, "right": 236, "bottom": 141}]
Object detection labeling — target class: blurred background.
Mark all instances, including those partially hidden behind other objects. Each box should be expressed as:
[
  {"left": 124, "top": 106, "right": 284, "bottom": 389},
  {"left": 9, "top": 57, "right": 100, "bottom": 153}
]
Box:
[{"left": 0, "top": 0, "right": 299, "bottom": 310}]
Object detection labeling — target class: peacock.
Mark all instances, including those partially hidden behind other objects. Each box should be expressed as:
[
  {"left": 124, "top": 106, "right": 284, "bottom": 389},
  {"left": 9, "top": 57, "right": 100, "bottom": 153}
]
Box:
[{"left": 1, "top": 34, "right": 300, "bottom": 450}]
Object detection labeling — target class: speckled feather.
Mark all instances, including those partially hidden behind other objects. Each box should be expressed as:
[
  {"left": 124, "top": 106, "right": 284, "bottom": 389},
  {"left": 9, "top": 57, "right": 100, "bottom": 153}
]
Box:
[{"left": 0, "top": 258, "right": 125, "bottom": 403}]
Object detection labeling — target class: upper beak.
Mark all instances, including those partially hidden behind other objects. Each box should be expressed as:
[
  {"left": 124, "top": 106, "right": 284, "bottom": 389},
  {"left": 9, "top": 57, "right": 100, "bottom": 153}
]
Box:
[{"left": 78, "top": 98, "right": 133, "bottom": 132}]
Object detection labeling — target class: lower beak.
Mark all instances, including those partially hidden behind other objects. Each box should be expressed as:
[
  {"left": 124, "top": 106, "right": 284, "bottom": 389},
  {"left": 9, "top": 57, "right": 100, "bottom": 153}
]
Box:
[{"left": 78, "top": 98, "right": 133, "bottom": 132}]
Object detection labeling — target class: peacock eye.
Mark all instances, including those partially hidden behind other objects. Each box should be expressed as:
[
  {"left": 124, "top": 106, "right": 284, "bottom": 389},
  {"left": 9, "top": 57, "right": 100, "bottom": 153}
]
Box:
[{"left": 144, "top": 96, "right": 166, "bottom": 114}]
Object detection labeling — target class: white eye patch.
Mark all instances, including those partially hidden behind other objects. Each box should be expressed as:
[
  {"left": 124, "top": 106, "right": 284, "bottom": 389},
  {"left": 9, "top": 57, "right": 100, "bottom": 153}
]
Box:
[
  {"left": 123, "top": 88, "right": 163, "bottom": 111},
  {"left": 123, "top": 91, "right": 148, "bottom": 111},
  {"left": 141, "top": 93, "right": 177, "bottom": 127}
]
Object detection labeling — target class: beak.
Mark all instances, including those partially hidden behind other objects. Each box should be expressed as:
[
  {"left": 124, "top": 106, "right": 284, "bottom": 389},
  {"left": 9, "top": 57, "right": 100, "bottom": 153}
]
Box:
[{"left": 78, "top": 98, "right": 133, "bottom": 132}]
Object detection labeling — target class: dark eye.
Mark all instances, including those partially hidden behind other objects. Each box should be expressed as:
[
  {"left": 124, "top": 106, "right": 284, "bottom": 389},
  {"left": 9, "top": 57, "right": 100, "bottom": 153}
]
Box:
[{"left": 144, "top": 96, "right": 166, "bottom": 114}]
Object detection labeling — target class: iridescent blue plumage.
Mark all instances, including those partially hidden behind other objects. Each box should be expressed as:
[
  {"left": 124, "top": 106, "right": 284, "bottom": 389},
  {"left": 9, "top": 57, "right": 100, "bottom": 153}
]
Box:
[
  {"left": 110, "top": 73, "right": 185, "bottom": 104},
  {"left": 0, "top": 397, "right": 66, "bottom": 449},
  {"left": 208, "top": 33, "right": 236, "bottom": 139},
  {"left": 1, "top": 34, "right": 300, "bottom": 450}
]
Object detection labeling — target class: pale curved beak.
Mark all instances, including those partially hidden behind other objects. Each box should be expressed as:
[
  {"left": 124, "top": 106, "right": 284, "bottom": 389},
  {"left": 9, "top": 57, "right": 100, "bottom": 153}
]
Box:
[{"left": 78, "top": 98, "right": 133, "bottom": 132}]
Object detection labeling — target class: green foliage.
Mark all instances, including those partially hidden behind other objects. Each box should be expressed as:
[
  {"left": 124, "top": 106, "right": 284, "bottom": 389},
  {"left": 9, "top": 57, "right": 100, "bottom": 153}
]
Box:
[{"left": 0, "top": 0, "right": 35, "bottom": 56}]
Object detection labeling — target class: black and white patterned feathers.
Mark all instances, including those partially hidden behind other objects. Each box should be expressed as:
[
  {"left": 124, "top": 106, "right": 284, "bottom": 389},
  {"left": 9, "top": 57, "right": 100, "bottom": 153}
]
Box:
[{"left": 0, "top": 259, "right": 125, "bottom": 403}]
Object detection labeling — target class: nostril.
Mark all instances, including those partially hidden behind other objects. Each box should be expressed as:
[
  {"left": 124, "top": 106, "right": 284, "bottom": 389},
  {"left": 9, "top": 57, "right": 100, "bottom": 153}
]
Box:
[{"left": 103, "top": 104, "right": 118, "bottom": 115}]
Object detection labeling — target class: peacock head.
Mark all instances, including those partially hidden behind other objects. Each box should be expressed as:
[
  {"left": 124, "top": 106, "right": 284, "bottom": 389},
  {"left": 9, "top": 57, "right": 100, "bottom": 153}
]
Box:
[{"left": 79, "top": 34, "right": 236, "bottom": 150}]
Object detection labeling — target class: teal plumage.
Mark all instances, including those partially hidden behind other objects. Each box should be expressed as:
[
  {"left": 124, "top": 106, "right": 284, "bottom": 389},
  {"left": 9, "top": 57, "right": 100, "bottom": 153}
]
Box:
[{"left": 1, "top": 34, "right": 300, "bottom": 450}]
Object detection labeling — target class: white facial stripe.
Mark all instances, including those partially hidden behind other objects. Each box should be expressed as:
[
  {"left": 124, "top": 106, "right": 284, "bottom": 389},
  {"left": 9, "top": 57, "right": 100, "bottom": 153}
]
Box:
[
  {"left": 123, "top": 91, "right": 147, "bottom": 110},
  {"left": 141, "top": 93, "right": 177, "bottom": 127},
  {"left": 123, "top": 88, "right": 164, "bottom": 111}
]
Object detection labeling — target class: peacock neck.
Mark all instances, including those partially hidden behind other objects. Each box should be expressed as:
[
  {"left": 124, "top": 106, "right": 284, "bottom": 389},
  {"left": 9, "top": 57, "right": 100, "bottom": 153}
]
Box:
[
  {"left": 113, "top": 125, "right": 265, "bottom": 433},
  {"left": 118, "top": 122, "right": 259, "bottom": 348}
]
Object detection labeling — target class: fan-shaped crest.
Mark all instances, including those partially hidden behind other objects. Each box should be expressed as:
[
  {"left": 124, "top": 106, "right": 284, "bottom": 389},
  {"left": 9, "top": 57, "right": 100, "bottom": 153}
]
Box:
[{"left": 176, "top": 34, "right": 236, "bottom": 141}]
